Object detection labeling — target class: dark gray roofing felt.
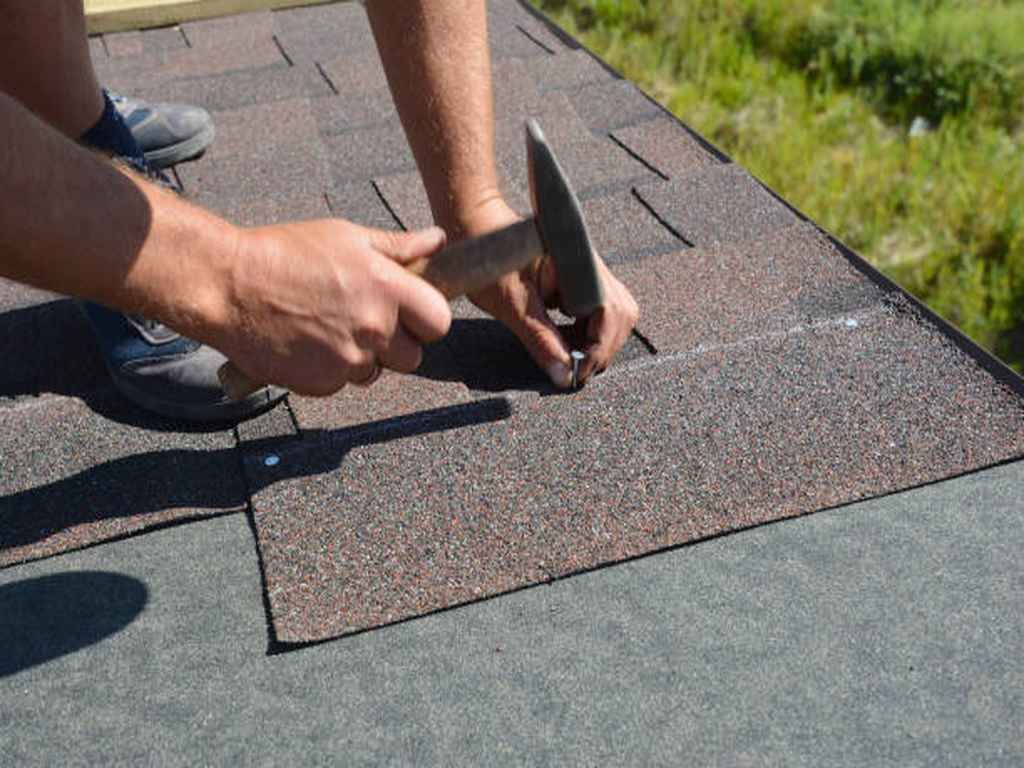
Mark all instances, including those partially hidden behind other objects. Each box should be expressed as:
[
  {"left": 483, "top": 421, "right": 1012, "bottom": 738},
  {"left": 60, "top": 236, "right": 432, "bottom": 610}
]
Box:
[
  {"left": 2, "top": 461, "right": 1022, "bottom": 765},
  {"left": 2, "top": 0, "right": 1023, "bottom": 756}
]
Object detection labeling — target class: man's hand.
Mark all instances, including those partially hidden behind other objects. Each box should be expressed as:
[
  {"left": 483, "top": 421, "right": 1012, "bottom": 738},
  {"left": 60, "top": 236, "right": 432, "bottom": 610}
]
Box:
[
  {"left": 214, "top": 220, "right": 452, "bottom": 397},
  {"left": 463, "top": 199, "right": 639, "bottom": 388}
]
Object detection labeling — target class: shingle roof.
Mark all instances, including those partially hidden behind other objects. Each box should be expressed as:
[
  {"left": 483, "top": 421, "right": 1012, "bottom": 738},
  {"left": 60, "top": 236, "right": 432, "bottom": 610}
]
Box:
[{"left": 3, "top": 1, "right": 1023, "bottom": 651}]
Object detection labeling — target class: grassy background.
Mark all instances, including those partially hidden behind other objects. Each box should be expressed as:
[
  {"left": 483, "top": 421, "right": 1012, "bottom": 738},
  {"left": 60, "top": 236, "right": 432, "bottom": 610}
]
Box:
[{"left": 531, "top": 0, "right": 1024, "bottom": 368}]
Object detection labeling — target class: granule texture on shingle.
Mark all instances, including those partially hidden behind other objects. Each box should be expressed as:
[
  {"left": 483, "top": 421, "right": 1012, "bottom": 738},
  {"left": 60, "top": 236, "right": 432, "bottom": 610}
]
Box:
[
  {"left": 634, "top": 164, "right": 800, "bottom": 247},
  {"left": 612, "top": 117, "right": 725, "bottom": 180},
  {"left": 176, "top": 98, "right": 331, "bottom": 217},
  {"left": 372, "top": 172, "right": 433, "bottom": 231},
  {"left": 288, "top": 365, "right": 472, "bottom": 438},
  {"left": 92, "top": 35, "right": 285, "bottom": 92},
  {"left": 211, "top": 195, "right": 332, "bottom": 228},
  {"left": 492, "top": 49, "right": 613, "bottom": 94},
  {"left": 88, "top": 35, "right": 108, "bottom": 62},
  {"left": 322, "top": 181, "right": 395, "bottom": 229},
  {"left": 323, "top": 123, "right": 417, "bottom": 184},
  {"left": 494, "top": 94, "right": 657, "bottom": 200},
  {"left": 487, "top": 3, "right": 572, "bottom": 59},
  {"left": 316, "top": 55, "right": 390, "bottom": 99},
  {"left": 181, "top": 10, "right": 274, "bottom": 49},
  {"left": 619, "top": 224, "right": 888, "bottom": 353},
  {"left": 271, "top": 0, "right": 378, "bottom": 64},
  {"left": 374, "top": 171, "right": 529, "bottom": 231},
  {"left": 0, "top": 395, "right": 247, "bottom": 568},
  {"left": 567, "top": 80, "right": 664, "bottom": 135},
  {"left": 325, "top": 181, "right": 400, "bottom": 230},
  {"left": 178, "top": 97, "right": 321, "bottom": 162},
  {"left": 103, "top": 26, "right": 186, "bottom": 58},
  {"left": 246, "top": 302, "right": 1024, "bottom": 642},
  {"left": 311, "top": 90, "right": 397, "bottom": 134},
  {"left": 121, "top": 64, "right": 332, "bottom": 113},
  {"left": 0, "top": 299, "right": 108, "bottom": 402},
  {"left": 0, "top": 278, "right": 58, "bottom": 314},
  {"left": 582, "top": 191, "right": 685, "bottom": 265},
  {"left": 237, "top": 401, "right": 298, "bottom": 445}
]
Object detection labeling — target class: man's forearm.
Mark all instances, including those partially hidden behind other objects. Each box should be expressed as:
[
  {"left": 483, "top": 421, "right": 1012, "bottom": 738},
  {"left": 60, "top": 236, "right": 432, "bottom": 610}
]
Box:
[
  {"left": 366, "top": 0, "right": 503, "bottom": 237},
  {"left": 0, "top": 92, "right": 235, "bottom": 341}
]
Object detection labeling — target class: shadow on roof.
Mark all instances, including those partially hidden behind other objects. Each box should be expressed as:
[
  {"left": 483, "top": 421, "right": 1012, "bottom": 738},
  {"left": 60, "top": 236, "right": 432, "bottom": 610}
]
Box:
[{"left": 0, "top": 571, "right": 148, "bottom": 678}]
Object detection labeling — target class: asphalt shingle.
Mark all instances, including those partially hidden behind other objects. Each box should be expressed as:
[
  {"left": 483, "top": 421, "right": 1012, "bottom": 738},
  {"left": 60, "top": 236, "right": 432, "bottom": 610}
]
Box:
[
  {"left": 634, "top": 164, "right": 801, "bottom": 247},
  {"left": 103, "top": 25, "right": 187, "bottom": 58},
  {"left": 612, "top": 116, "right": 726, "bottom": 179},
  {"left": 0, "top": 299, "right": 108, "bottom": 403},
  {"left": 180, "top": 10, "right": 275, "bottom": 50},
  {"left": 117, "top": 62, "right": 332, "bottom": 113},
  {"left": 271, "top": 1, "right": 379, "bottom": 64},
  {"left": 245, "top": 300, "right": 1024, "bottom": 642},
  {"left": 618, "top": 223, "right": 888, "bottom": 353},
  {"left": 0, "top": 394, "right": 245, "bottom": 568},
  {"left": 567, "top": 79, "right": 665, "bottom": 135},
  {"left": 8, "top": 0, "right": 1024, "bottom": 671},
  {"left": 175, "top": 98, "right": 332, "bottom": 223}
]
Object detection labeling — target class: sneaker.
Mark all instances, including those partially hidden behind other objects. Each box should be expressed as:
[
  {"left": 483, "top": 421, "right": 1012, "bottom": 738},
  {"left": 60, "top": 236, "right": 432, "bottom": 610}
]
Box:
[
  {"left": 79, "top": 90, "right": 286, "bottom": 422},
  {"left": 77, "top": 304, "right": 286, "bottom": 421},
  {"left": 110, "top": 91, "right": 215, "bottom": 169}
]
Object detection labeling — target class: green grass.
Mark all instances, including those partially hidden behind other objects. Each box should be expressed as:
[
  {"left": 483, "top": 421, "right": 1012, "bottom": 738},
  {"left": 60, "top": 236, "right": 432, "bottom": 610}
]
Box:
[{"left": 531, "top": 0, "right": 1024, "bottom": 368}]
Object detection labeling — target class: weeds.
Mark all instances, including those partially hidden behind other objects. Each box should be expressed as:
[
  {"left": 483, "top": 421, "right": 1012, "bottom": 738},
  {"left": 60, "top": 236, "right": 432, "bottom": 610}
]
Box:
[{"left": 532, "top": 0, "right": 1024, "bottom": 368}]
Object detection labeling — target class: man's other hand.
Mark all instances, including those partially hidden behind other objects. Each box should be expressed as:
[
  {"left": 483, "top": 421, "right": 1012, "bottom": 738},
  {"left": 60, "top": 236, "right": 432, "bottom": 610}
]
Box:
[
  {"left": 217, "top": 220, "right": 452, "bottom": 396},
  {"left": 463, "top": 199, "right": 639, "bottom": 388}
]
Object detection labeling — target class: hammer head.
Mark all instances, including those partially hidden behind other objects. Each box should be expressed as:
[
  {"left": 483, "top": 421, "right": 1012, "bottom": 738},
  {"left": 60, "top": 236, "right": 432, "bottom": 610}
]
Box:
[{"left": 526, "top": 120, "right": 604, "bottom": 318}]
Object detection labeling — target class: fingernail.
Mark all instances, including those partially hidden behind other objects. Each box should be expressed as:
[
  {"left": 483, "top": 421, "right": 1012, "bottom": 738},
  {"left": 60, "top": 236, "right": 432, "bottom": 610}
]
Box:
[
  {"left": 546, "top": 361, "right": 572, "bottom": 389},
  {"left": 422, "top": 226, "right": 446, "bottom": 247}
]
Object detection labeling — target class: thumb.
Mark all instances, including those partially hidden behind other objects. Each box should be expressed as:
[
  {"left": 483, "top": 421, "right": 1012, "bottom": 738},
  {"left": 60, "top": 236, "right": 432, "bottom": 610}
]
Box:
[
  {"left": 508, "top": 288, "right": 573, "bottom": 389},
  {"left": 368, "top": 226, "right": 447, "bottom": 265}
]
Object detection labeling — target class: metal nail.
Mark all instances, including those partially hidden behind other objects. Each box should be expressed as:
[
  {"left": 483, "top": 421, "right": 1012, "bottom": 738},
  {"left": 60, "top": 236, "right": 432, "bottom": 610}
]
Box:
[
  {"left": 264, "top": 454, "right": 280, "bottom": 467},
  {"left": 570, "top": 350, "right": 585, "bottom": 389}
]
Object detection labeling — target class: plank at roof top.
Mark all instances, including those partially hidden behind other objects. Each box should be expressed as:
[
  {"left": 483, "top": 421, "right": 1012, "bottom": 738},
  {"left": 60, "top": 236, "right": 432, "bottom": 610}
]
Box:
[
  {"left": 0, "top": 393, "right": 247, "bottom": 568},
  {"left": 245, "top": 301, "right": 1024, "bottom": 642}
]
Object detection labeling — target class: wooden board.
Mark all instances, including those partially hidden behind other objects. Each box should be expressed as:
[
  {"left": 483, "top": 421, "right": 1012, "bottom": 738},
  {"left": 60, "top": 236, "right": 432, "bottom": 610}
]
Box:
[{"left": 84, "top": 0, "right": 334, "bottom": 34}]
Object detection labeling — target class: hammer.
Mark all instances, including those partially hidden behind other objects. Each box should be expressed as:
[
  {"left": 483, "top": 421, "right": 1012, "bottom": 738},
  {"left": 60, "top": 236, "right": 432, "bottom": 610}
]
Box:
[{"left": 218, "top": 119, "right": 604, "bottom": 400}]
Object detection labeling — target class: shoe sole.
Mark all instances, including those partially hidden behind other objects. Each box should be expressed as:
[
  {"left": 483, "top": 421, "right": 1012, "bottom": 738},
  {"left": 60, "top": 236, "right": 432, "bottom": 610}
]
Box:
[
  {"left": 111, "top": 370, "right": 290, "bottom": 423},
  {"left": 143, "top": 124, "right": 216, "bottom": 169}
]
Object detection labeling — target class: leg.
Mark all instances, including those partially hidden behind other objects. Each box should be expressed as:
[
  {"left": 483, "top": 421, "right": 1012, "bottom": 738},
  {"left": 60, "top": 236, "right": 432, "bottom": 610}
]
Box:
[{"left": 0, "top": 0, "right": 104, "bottom": 138}]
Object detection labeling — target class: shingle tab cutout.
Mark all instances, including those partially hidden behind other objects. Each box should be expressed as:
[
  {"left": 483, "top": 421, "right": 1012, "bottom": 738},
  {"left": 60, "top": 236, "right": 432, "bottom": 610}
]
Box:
[
  {"left": 11, "top": 2, "right": 1022, "bottom": 641},
  {"left": 247, "top": 302, "right": 1024, "bottom": 642}
]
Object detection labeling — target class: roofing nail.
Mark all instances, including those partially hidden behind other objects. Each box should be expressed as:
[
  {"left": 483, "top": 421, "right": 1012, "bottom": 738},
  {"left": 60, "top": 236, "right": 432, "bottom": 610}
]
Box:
[{"left": 570, "top": 350, "right": 586, "bottom": 390}]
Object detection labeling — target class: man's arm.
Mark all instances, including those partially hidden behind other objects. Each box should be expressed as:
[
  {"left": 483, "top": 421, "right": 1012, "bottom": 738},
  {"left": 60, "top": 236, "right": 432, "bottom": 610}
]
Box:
[
  {"left": 0, "top": 92, "right": 451, "bottom": 395},
  {"left": 366, "top": 0, "right": 638, "bottom": 387}
]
